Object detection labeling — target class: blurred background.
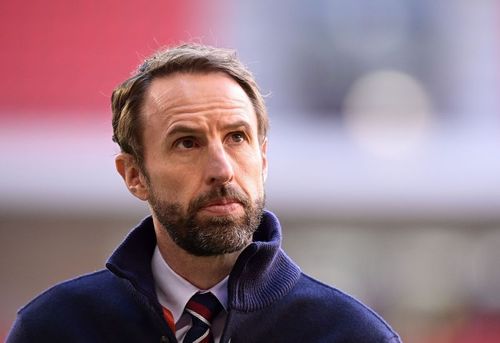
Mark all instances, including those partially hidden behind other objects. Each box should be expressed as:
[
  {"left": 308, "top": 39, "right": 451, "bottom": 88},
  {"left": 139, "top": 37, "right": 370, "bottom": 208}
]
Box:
[{"left": 1, "top": 0, "right": 500, "bottom": 341}]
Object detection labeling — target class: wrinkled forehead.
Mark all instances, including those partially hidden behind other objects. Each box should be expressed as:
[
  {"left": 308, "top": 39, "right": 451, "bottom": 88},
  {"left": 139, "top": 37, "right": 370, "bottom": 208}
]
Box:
[{"left": 142, "top": 71, "right": 255, "bottom": 121}]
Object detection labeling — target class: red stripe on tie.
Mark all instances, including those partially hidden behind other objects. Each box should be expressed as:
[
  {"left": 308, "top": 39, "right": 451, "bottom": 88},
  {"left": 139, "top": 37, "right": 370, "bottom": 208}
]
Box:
[
  {"left": 162, "top": 307, "right": 176, "bottom": 333},
  {"left": 186, "top": 300, "right": 212, "bottom": 321}
]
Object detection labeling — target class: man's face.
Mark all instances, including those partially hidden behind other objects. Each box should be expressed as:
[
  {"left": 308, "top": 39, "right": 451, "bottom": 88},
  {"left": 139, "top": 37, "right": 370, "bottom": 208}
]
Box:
[{"left": 137, "top": 72, "right": 267, "bottom": 256}]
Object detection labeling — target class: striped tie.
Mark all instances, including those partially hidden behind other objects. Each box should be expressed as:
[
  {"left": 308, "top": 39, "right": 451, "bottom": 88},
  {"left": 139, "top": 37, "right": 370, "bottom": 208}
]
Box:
[{"left": 184, "top": 292, "right": 223, "bottom": 343}]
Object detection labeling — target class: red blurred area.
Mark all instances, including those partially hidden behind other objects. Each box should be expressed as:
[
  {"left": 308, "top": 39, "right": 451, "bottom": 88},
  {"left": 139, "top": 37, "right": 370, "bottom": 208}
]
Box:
[
  {"left": 0, "top": 0, "right": 206, "bottom": 117},
  {"left": 417, "top": 312, "right": 500, "bottom": 343}
]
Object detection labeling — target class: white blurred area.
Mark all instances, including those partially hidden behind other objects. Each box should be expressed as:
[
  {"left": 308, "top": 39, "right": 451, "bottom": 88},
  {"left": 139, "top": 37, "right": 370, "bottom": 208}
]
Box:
[
  {"left": 2, "top": 0, "right": 500, "bottom": 341},
  {"left": 344, "top": 69, "right": 433, "bottom": 159}
]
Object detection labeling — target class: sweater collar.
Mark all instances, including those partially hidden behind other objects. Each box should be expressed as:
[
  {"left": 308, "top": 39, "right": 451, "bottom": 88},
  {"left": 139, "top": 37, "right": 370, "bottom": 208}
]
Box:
[
  {"left": 106, "top": 210, "right": 301, "bottom": 312},
  {"left": 106, "top": 215, "right": 158, "bottom": 301},
  {"left": 228, "top": 211, "right": 301, "bottom": 312}
]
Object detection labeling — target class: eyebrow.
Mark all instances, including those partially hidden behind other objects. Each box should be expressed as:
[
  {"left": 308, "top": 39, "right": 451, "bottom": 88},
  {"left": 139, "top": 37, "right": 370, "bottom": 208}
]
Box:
[
  {"left": 165, "top": 120, "right": 253, "bottom": 138},
  {"left": 223, "top": 120, "right": 253, "bottom": 133},
  {"left": 165, "top": 124, "right": 201, "bottom": 138}
]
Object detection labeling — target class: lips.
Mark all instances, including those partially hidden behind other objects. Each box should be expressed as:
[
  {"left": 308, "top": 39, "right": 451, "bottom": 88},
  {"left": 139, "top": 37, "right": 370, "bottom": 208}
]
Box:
[
  {"left": 203, "top": 197, "right": 239, "bottom": 206},
  {"left": 199, "top": 198, "right": 243, "bottom": 215}
]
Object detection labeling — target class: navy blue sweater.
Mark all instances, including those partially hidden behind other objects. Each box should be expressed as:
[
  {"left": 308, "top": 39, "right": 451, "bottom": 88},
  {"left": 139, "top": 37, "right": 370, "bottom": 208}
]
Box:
[{"left": 8, "top": 211, "right": 401, "bottom": 342}]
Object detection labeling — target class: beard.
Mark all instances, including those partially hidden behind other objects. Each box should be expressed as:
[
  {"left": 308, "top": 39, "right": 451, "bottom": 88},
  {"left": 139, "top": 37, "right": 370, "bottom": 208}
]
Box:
[{"left": 149, "top": 184, "right": 265, "bottom": 256}]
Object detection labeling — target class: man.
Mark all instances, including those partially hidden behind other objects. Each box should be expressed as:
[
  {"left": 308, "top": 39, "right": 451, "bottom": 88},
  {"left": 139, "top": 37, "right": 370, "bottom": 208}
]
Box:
[{"left": 8, "top": 44, "right": 401, "bottom": 342}]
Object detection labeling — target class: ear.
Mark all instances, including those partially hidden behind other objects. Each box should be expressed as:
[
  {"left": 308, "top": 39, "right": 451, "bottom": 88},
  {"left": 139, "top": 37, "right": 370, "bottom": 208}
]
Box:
[
  {"left": 260, "top": 138, "right": 268, "bottom": 182},
  {"left": 115, "top": 153, "right": 149, "bottom": 201}
]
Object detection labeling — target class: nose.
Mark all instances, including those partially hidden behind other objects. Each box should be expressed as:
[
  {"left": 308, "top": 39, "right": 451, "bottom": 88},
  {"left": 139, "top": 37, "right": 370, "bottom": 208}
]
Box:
[{"left": 204, "top": 143, "right": 234, "bottom": 186}]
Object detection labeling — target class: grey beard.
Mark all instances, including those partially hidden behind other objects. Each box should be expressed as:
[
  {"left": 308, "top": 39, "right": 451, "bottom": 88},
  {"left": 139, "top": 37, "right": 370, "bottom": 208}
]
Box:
[{"left": 150, "top": 185, "right": 265, "bottom": 256}]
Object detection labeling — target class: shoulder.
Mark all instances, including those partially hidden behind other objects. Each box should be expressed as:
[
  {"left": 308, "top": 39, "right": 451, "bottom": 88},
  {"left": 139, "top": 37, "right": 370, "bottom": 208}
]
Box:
[
  {"left": 7, "top": 270, "right": 126, "bottom": 341},
  {"left": 287, "top": 273, "right": 401, "bottom": 342},
  {"left": 294, "top": 273, "right": 377, "bottom": 309},
  {"left": 19, "top": 270, "right": 118, "bottom": 313},
  {"left": 7, "top": 269, "right": 166, "bottom": 342}
]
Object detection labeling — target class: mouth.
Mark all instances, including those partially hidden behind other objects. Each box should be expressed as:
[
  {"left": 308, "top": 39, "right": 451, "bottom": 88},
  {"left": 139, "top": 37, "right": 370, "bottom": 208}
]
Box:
[{"left": 199, "top": 198, "right": 244, "bottom": 216}]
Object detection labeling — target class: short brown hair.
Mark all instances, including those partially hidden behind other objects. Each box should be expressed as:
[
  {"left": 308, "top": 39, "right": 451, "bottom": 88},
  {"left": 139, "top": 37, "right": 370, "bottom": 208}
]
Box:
[{"left": 111, "top": 43, "right": 268, "bottom": 166}]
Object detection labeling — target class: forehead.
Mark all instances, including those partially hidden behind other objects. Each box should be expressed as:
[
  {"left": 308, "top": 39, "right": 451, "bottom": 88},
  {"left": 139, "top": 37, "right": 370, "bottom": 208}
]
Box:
[{"left": 141, "top": 72, "right": 257, "bottom": 127}]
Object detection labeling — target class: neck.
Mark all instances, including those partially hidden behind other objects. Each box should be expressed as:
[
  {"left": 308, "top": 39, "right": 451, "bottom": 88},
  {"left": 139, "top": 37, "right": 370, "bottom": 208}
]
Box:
[{"left": 153, "top": 217, "right": 244, "bottom": 290}]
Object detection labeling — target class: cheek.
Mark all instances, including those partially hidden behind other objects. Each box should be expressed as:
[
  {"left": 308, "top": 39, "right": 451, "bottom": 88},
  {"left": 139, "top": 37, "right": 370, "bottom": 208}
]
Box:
[
  {"left": 233, "top": 150, "right": 265, "bottom": 191},
  {"left": 147, "top": 165, "right": 194, "bottom": 201}
]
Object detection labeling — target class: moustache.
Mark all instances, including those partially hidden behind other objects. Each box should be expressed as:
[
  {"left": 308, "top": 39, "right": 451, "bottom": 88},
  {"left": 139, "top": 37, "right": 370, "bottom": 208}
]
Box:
[{"left": 188, "top": 185, "right": 250, "bottom": 213}]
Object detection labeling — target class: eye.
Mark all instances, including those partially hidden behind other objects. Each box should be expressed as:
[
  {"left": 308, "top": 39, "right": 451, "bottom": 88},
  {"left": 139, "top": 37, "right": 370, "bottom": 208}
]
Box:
[
  {"left": 174, "top": 137, "right": 198, "bottom": 150},
  {"left": 228, "top": 132, "right": 246, "bottom": 144}
]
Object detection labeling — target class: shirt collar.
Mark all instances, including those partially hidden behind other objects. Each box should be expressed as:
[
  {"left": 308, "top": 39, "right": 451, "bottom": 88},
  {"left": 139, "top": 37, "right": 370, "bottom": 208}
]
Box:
[{"left": 151, "top": 245, "right": 228, "bottom": 324}]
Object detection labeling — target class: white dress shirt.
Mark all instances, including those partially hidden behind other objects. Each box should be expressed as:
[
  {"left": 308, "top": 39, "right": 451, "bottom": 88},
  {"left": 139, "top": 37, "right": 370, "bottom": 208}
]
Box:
[{"left": 151, "top": 246, "right": 228, "bottom": 343}]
